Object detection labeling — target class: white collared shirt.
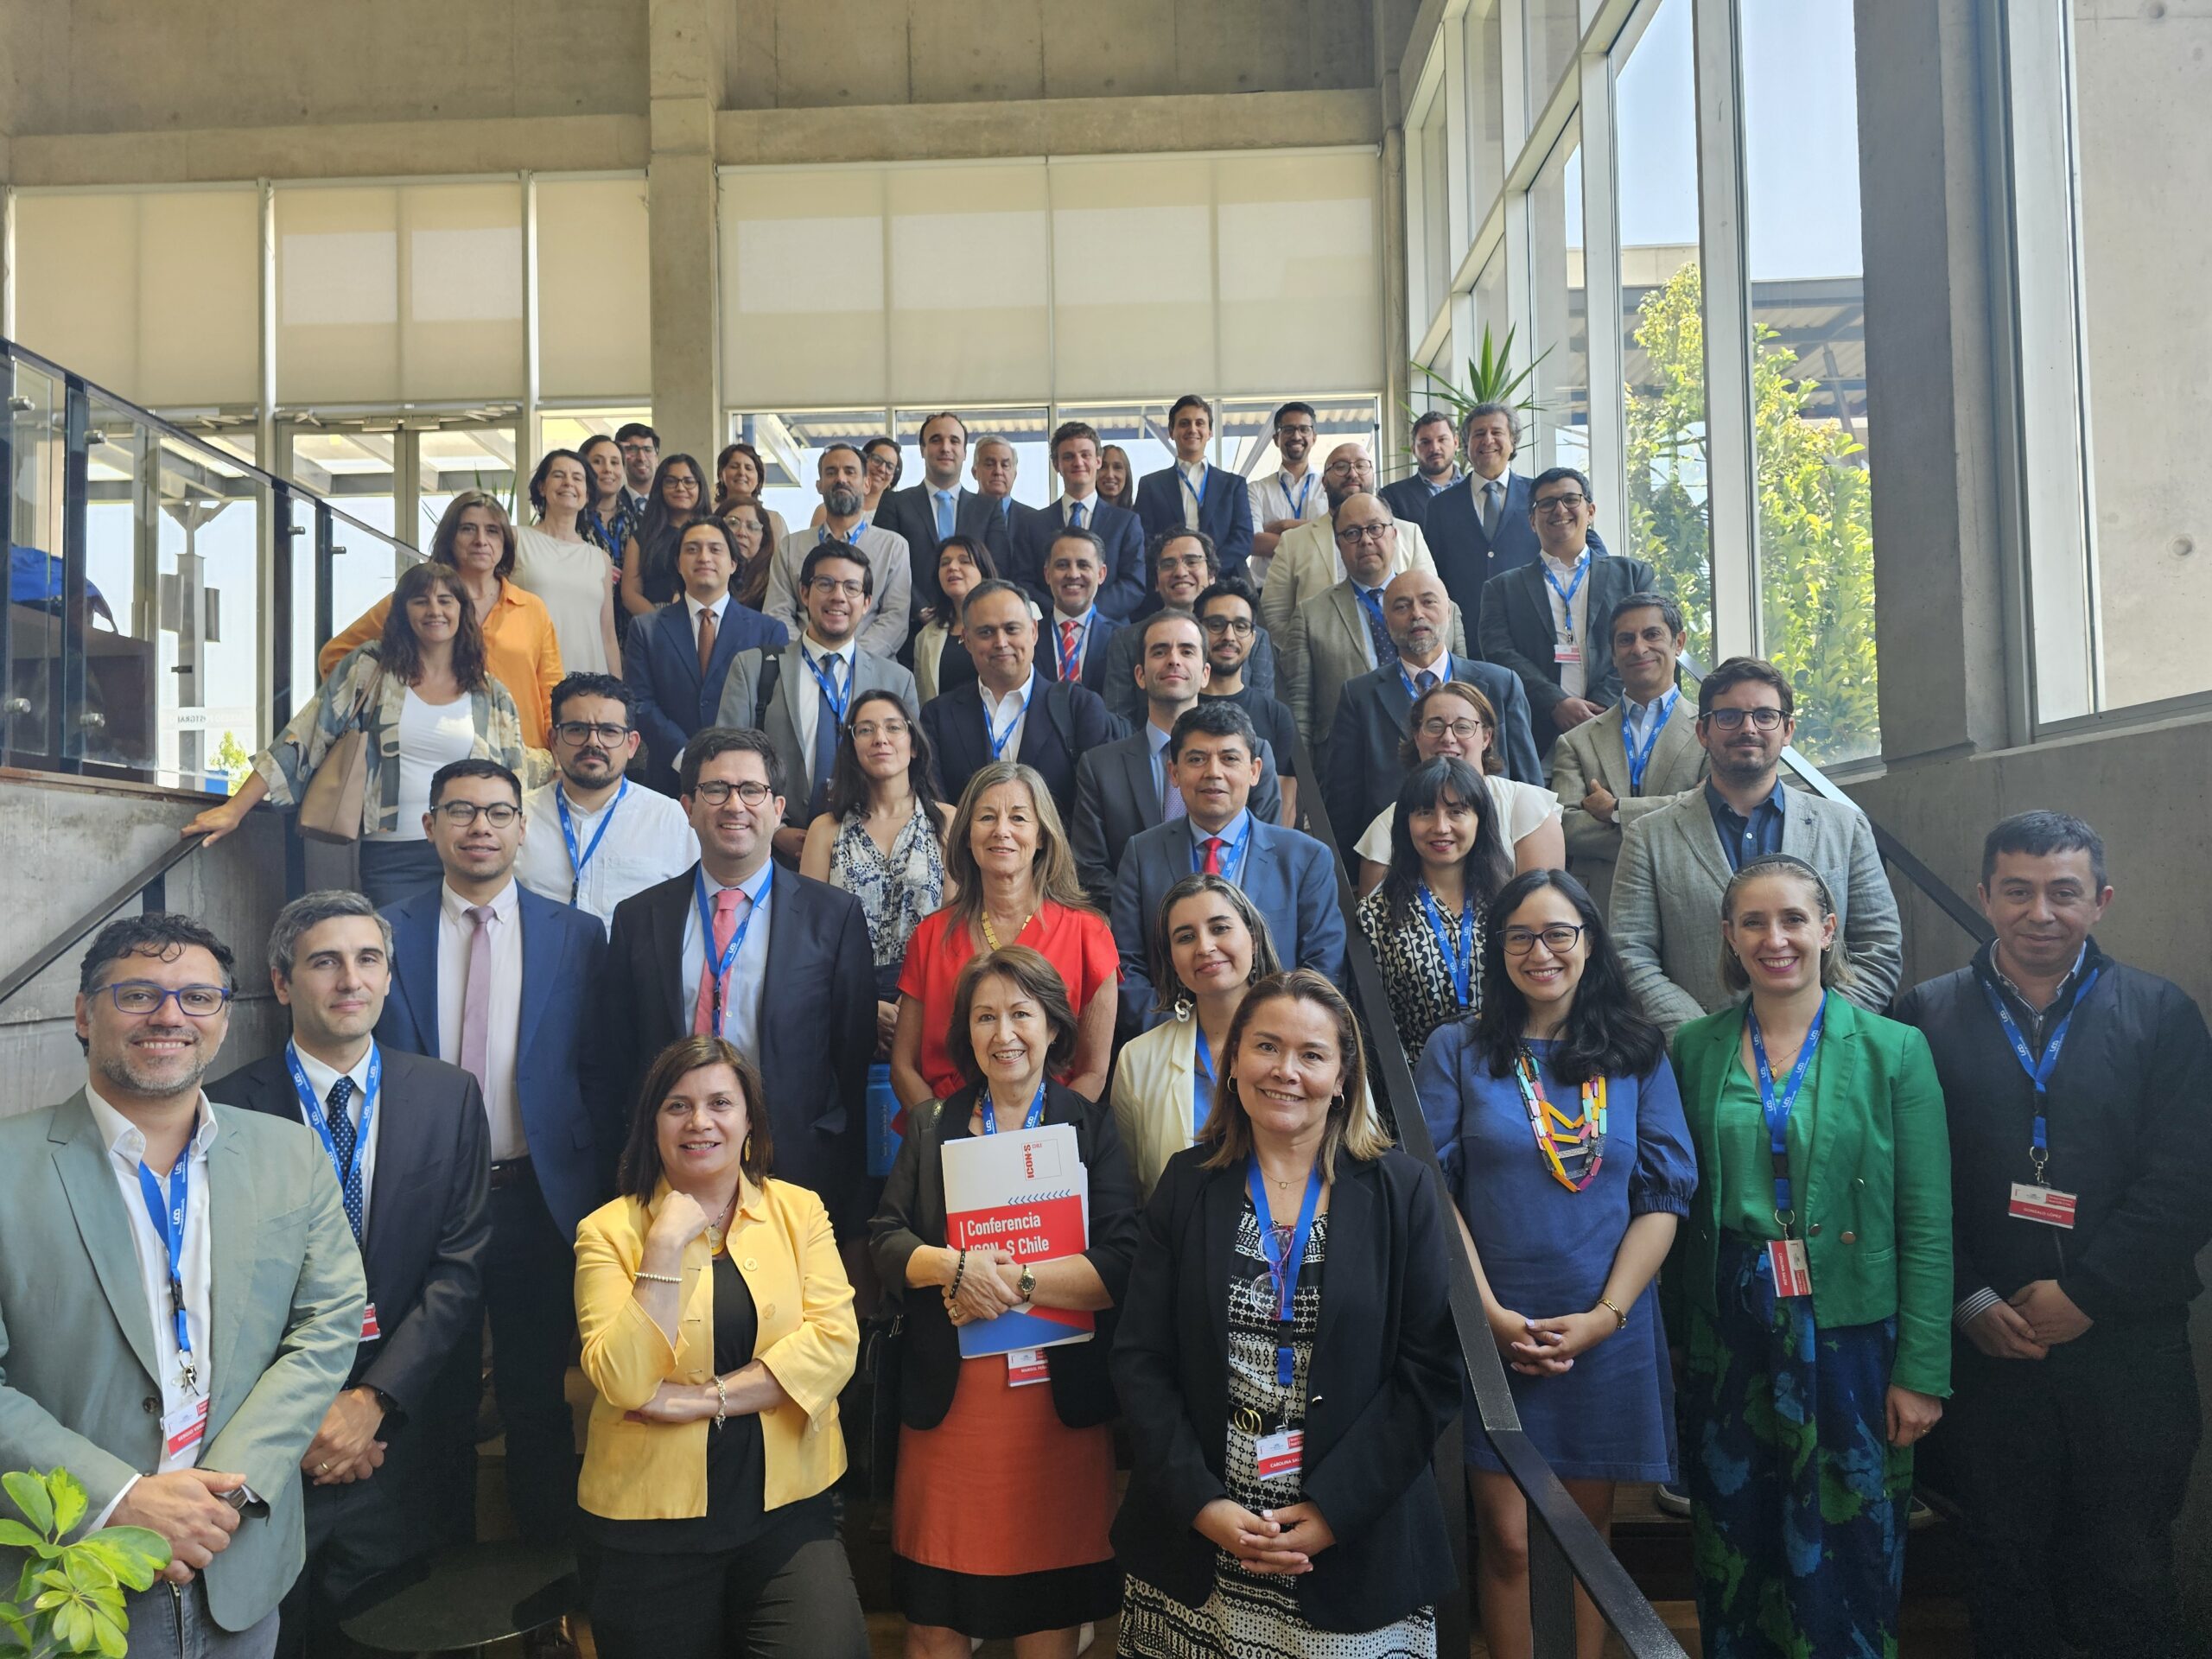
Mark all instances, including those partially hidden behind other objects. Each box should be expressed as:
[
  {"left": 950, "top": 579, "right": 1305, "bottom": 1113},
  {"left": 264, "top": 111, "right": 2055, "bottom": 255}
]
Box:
[
  {"left": 980, "top": 671, "right": 1035, "bottom": 765},
  {"left": 685, "top": 591, "right": 731, "bottom": 645},
  {"left": 1060, "top": 493, "right": 1101, "bottom": 529},
  {"left": 793, "top": 635, "right": 860, "bottom": 786},
  {"left": 1177, "top": 460, "right": 1209, "bottom": 530},
  {"left": 1541, "top": 550, "right": 1592, "bottom": 699},
  {"left": 1248, "top": 467, "right": 1325, "bottom": 531},
  {"left": 289, "top": 1042, "right": 380, "bottom": 1236},
  {"left": 84, "top": 1087, "right": 219, "bottom": 1466},
  {"left": 680, "top": 859, "right": 775, "bottom": 1067},
  {"left": 435, "top": 879, "right": 527, "bottom": 1161},
  {"left": 1050, "top": 607, "right": 1096, "bottom": 675},
  {"left": 517, "top": 779, "right": 696, "bottom": 934},
  {"left": 1145, "top": 720, "right": 1187, "bottom": 820}
]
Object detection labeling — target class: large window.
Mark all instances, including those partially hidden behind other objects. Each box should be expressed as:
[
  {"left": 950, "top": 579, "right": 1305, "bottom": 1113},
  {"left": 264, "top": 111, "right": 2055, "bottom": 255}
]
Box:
[
  {"left": 1463, "top": 3, "right": 1506, "bottom": 227},
  {"left": 1524, "top": 0, "right": 1583, "bottom": 114},
  {"left": 1742, "top": 0, "right": 1877, "bottom": 765},
  {"left": 1526, "top": 130, "right": 1588, "bottom": 474}
]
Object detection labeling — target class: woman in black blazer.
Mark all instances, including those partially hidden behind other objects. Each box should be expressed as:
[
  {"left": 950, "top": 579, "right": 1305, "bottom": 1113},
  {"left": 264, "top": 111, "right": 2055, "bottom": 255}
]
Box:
[
  {"left": 869, "top": 944, "right": 1140, "bottom": 1656},
  {"left": 1110, "top": 969, "right": 1460, "bottom": 1656}
]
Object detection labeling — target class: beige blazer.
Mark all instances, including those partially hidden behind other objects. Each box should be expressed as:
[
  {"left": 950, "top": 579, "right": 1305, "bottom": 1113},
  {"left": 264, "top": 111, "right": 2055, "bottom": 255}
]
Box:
[
  {"left": 1548, "top": 696, "right": 1707, "bottom": 914},
  {"left": 1281, "top": 580, "right": 1469, "bottom": 745},
  {"left": 1109, "top": 1015, "right": 1208, "bottom": 1204},
  {"left": 1257, "top": 517, "right": 1437, "bottom": 643}
]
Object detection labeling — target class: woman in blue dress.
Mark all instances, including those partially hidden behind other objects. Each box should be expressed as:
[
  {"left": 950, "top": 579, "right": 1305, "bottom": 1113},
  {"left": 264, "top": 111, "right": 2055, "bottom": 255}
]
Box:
[{"left": 1414, "top": 868, "right": 1695, "bottom": 1659}]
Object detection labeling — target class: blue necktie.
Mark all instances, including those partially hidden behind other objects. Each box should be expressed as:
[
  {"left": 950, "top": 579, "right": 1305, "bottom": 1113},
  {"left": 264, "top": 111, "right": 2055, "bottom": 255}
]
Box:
[
  {"left": 1070, "top": 501, "right": 1088, "bottom": 530},
  {"left": 933, "top": 490, "right": 956, "bottom": 542},
  {"left": 810, "top": 657, "right": 842, "bottom": 821},
  {"left": 324, "top": 1077, "right": 363, "bottom": 1242},
  {"left": 1355, "top": 586, "right": 1397, "bottom": 669}
]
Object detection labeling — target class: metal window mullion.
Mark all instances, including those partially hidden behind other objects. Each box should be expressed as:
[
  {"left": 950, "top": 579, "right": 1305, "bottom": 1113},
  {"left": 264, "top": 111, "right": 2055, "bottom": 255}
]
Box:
[
  {"left": 522, "top": 170, "right": 541, "bottom": 480},
  {"left": 1692, "top": 0, "right": 1758, "bottom": 660},
  {"left": 58, "top": 375, "right": 90, "bottom": 771},
  {"left": 1579, "top": 46, "right": 1626, "bottom": 557}
]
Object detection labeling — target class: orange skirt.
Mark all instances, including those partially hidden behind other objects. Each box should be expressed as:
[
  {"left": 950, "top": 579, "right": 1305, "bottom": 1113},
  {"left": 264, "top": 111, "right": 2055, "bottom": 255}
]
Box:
[{"left": 893, "top": 1351, "right": 1116, "bottom": 1577}]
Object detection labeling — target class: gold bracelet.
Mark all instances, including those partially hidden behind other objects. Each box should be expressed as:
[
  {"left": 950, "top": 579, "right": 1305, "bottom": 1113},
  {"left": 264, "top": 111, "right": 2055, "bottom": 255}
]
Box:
[
  {"left": 634, "top": 1271, "right": 682, "bottom": 1285},
  {"left": 1598, "top": 1296, "right": 1628, "bottom": 1332},
  {"left": 712, "top": 1374, "right": 728, "bottom": 1430}
]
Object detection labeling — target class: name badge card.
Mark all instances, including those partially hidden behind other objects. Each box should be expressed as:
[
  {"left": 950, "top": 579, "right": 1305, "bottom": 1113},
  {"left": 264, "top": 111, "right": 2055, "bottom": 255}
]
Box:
[
  {"left": 162, "top": 1395, "right": 209, "bottom": 1462},
  {"left": 1254, "top": 1427, "right": 1304, "bottom": 1483},
  {"left": 360, "top": 1301, "right": 382, "bottom": 1341},
  {"left": 1005, "top": 1347, "right": 1051, "bottom": 1387},
  {"left": 2009, "top": 1183, "right": 2078, "bottom": 1229},
  {"left": 1766, "top": 1237, "right": 1813, "bottom": 1299},
  {"left": 1554, "top": 642, "right": 1581, "bottom": 664}
]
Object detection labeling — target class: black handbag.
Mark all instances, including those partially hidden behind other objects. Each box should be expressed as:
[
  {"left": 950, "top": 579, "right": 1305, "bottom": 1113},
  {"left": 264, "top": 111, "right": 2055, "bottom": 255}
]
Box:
[{"left": 850, "top": 1309, "right": 905, "bottom": 1503}]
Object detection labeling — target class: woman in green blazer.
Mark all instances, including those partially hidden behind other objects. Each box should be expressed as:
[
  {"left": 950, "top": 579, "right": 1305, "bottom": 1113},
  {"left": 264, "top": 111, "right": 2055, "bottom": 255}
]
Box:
[{"left": 1666, "top": 854, "right": 1950, "bottom": 1659}]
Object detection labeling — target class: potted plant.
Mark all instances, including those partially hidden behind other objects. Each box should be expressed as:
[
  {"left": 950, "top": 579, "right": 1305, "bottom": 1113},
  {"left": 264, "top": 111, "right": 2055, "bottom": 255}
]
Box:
[
  {"left": 0, "top": 1469, "right": 169, "bottom": 1658},
  {"left": 1402, "top": 323, "right": 1549, "bottom": 474}
]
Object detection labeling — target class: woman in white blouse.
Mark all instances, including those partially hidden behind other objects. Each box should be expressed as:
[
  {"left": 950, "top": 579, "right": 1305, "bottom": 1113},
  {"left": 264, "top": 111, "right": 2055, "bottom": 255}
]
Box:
[
  {"left": 1356, "top": 678, "right": 1563, "bottom": 894},
  {"left": 514, "top": 448, "right": 621, "bottom": 675}
]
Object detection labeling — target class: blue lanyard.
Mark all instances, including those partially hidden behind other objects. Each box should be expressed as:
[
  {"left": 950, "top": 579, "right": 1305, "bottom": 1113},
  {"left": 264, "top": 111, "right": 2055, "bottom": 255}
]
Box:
[
  {"left": 1192, "top": 1025, "right": 1217, "bottom": 1136},
  {"left": 1981, "top": 967, "right": 2099, "bottom": 1180},
  {"left": 1398, "top": 657, "right": 1451, "bottom": 702},
  {"left": 1283, "top": 469, "right": 1313, "bottom": 518},
  {"left": 976, "top": 1077, "right": 1047, "bottom": 1135},
  {"left": 1190, "top": 816, "right": 1251, "bottom": 878},
  {"left": 1748, "top": 1001, "right": 1826, "bottom": 1230},
  {"left": 1418, "top": 886, "right": 1476, "bottom": 1007},
  {"left": 1179, "top": 466, "right": 1211, "bottom": 512},
  {"left": 134, "top": 1145, "right": 197, "bottom": 1388},
  {"left": 1542, "top": 559, "right": 1589, "bottom": 637},
  {"left": 556, "top": 779, "right": 628, "bottom": 903},
  {"left": 800, "top": 645, "right": 850, "bottom": 722},
  {"left": 1055, "top": 609, "right": 1094, "bottom": 679},
  {"left": 985, "top": 679, "right": 1033, "bottom": 760},
  {"left": 285, "top": 1042, "right": 379, "bottom": 1232},
  {"left": 1247, "top": 1160, "right": 1324, "bottom": 1389},
  {"left": 818, "top": 520, "right": 866, "bottom": 545},
  {"left": 1624, "top": 690, "right": 1678, "bottom": 793},
  {"left": 1353, "top": 584, "right": 1389, "bottom": 638},
  {"left": 695, "top": 865, "right": 771, "bottom": 1033}
]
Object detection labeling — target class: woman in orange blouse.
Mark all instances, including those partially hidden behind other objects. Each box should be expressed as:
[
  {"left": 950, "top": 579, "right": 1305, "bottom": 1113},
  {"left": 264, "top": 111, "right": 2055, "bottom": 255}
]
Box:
[{"left": 317, "top": 491, "right": 563, "bottom": 749}]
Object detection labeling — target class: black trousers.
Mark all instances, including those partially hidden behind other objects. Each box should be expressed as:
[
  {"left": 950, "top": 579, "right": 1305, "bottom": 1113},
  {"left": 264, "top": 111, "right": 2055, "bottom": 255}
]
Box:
[
  {"left": 1944, "top": 1316, "right": 2202, "bottom": 1659},
  {"left": 587, "top": 1516, "right": 868, "bottom": 1659},
  {"left": 483, "top": 1167, "right": 582, "bottom": 1546},
  {"left": 272, "top": 1466, "right": 434, "bottom": 1659}
]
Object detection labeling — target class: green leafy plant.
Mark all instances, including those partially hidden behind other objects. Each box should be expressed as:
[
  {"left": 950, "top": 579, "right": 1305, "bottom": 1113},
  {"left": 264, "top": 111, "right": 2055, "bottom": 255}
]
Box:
[
  {"left": 0, "top": 1470, "right": 169, "bottom": 1659},
  {"left": 1406, "top": 322, "right": 1552, "bottom": 442}
]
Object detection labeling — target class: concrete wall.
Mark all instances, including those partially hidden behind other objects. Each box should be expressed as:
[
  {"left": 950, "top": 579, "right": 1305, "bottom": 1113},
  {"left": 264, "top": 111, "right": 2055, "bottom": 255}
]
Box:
[{"left": 0, "top": 775, "right": 289, "bottom": 1117}]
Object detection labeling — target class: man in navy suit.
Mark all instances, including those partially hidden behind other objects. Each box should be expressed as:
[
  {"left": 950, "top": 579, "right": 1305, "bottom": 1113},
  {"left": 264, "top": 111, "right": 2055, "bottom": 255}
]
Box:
[
  {"left": 1425, "top": 402, "right": 1605, "bottom": 645},
  {"left": 1039, "top": 524, "right": 1123, "bottom": 695},
  {"left": 1134, "top": 394, "right": 1255, "bottom": 579},
  {"left": 597, "top": 728, "right": 877, "bottom": 1234},
  {"left": 372, "top": 758, "right": 609, "bottom": 1549},
  {"left": 625, "top": 518, "right": 787, "bottom": 795},
  {"left": 208, "top": 890, "right": 491, "bottom": 1656},
  {"left": 1110, "top": 701, "right": 1344, "bottom": 1033},
  {"left": 1010, "top": 420, "right": 1147, "bottom": 618},
  {"left": 1377, "top": 409, "right": 1464, "bottom": 529},
  {"left": 920, "top": 578, "right": 1128, "bottom": 818},
  {"left": 1322, "top": 567, "right": 1544, "bottom": 860},
  {"left": 873, "top": 410, "right": 1001, "bottom": 624}
]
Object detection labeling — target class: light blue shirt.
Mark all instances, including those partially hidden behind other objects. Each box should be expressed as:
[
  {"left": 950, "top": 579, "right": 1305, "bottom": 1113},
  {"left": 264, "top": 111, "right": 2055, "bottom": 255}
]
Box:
[
  {"left": 679, "top": 858, "right": 774, "bottom": 1066},
  {"left": 1146, "top": 722, "right": 1186, "bottom": 821}
]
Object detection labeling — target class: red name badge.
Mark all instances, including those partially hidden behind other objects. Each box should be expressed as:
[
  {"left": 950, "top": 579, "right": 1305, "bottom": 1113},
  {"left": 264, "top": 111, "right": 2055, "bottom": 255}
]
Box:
[
  {"left": 2009, "top": 1183, "right": 2078, "bottom": 1229},
  {"left": 1254, "top": 1427, "right": 1304, "bottom": 1483},
  {"left": 1553, "top": 642, "right": 1581, "bottom": 664},
  {"left": 1765, "top": 1237, "right": 1813, "bottom": 1299},
  {"left": 1005, "top": 1347, "right": 1051, "bottom": 1388},
  {"left": 162, "top": 1395, "right": 209, "bottom": 1462},
  {"left": 359, "top": 1301, "right": 381, "bottom": 1341}
]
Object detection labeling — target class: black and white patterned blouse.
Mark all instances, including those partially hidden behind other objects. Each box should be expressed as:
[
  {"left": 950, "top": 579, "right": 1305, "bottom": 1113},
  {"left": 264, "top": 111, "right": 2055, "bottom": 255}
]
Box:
[{"left": 1355, "top": 886, "right": 1484, "bottom": 1071}]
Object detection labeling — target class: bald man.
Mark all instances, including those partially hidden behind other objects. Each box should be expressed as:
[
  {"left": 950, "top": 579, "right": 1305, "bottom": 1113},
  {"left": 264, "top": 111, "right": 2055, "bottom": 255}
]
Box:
[{"left": 1257, "top": 443, "right": 1440, "bottom": 643}]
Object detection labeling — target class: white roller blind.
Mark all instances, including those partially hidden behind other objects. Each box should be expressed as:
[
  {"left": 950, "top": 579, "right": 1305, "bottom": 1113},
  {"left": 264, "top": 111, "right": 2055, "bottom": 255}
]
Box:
[
  {"left": 14, "top": 188, "right": 260, "bottom": 407},
  {"left": 536, "top": 175, "right": 652, "bottom": 399},
  {"left": 1215, "top": 152, "right": 1382, "bottom": 395},
  {"left": 887, "top": 163, "right": 1050, "bottom": 404},
  {"left": 1050, "top": 158, "right": 1216, "bottom": 400},
  {"left": 721, "top": 169, "right": 887, "bottom": 408},
  {"left": 276, "top": 181, "right": 523, "bottom": 405}
]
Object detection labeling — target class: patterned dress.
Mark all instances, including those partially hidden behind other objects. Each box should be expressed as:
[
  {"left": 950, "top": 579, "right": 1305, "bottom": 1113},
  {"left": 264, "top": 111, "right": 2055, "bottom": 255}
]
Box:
[
  {"left": 827, "top": 803, "right": 945, "bottom": 1000},
  {"left": 1355, "top": 886, "right": 1484, "bottom": 1071},
  {"left": 1117, "top": 1202, "right": 1437, "bottom": 1659}
]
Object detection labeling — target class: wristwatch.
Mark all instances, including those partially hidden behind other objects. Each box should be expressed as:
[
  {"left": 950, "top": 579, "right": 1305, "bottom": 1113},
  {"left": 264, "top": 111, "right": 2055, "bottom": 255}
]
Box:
[{"left": 1017, "top": 1263, "right": 1037, "bottom": 1303}]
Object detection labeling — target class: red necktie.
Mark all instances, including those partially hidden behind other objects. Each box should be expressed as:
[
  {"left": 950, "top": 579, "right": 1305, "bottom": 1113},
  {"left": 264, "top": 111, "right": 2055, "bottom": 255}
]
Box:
[
  {"left": 693, "top": 886, "right": 747, "bottom": 1034},
  {"left": 1201, "top": 836, "right": 1224, "bottom": 875},
  {"left": 1058, "top": 619, "right": 1081, "bottom": 680}
]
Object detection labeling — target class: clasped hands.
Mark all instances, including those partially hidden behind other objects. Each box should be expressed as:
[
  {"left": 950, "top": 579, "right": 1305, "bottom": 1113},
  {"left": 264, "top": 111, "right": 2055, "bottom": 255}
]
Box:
[
  {"left": 1194, "top": 1497, "right": 1336, "bottom": 1575},
  {"left": 302, "top": 1386, "right": 386, "bottom": 1486},
  {"left": 1966, "top": 1277, "right": 2093, "bottom": 1362},
  {"left": 942, "top": 1246, "right": 1024, "bottom": 1328},
  {"left": 1489, "top": 1302, "right": 1618, "bottom": 1376}
]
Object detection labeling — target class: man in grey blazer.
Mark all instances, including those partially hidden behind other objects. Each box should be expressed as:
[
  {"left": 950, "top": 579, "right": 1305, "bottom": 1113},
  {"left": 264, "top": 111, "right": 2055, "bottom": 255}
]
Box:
[
  {"left": 0, "top": 914, "right": 363, "bottom": 1657},
  {"left": 1550, "top": 591, "right": 1707, "bottom": 913},
  {"left": 1611, "top": 657, "right": 1904, "bottom": 1033},
  {"left": 717, "top": 542, "right": 918, "bottom": 861},
  {"left": 1281, "top": 494, "right": 1468, "bottom": 747}
]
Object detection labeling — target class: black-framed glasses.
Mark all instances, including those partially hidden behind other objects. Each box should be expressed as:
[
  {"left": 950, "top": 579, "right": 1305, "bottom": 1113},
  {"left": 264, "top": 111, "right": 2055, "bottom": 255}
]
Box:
[
  {"left": 553, "top": 721, "right": 631, "bottom": 745},
  {"left": 1334, "top": 522, "right": 1395, "bottom": 545},
  {"left": 434, "top": 801, "right": 522, "bottom": 827},
  {"left": 692, "top": 779, "right": 775, "bottom": 807},
  {"left": 1201, "top": 615, "right": 1255, "bottom": 637},
  {"left": 1531, "top": 493, "right": 1590, "bottom": 518},
  {"left": 1419, "top": 717, "right": 1486, "bottom": 741},
  {"left": 1705, "top": 707, "right": 1787, "bottom": 732},
  {"left": 99, "top": 982, "right": 232, "bottom": 1018},
  {"left": 805, "top": 576, "right": 868, "bottom": 599},
  {"left": 1503, "top": 924, "right": 1587, "bottom": 957}
]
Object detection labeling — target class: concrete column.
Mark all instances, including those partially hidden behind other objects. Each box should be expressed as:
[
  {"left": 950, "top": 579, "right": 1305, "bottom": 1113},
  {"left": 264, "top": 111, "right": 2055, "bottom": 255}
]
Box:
[
  {"left": 1855, "top": 0, "right": 2008, "bottom": 764},
  {"left": 646, "top": 0, "right": 721, "bottom": 467}
]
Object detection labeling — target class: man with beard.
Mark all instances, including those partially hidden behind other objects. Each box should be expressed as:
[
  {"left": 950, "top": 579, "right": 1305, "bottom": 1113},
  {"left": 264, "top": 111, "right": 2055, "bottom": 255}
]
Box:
[
  {"left": 1377, "top": 409, "right": 1464, "bottom": 528},
  {"left": 1246, "top": 400, "right": 1329, "bottom": 580},
  {"left": 1256, "top": 442, "right": 1442, "bottom": 642},
  {"left": 762, "top": 443, "right": 913, "bottom": 655},
  {"left": 517, "top": 672, "right": 695, "bottom": 931},
  {"left": 1611, "top": 655, "right": 1903, "bottom": 1033},
  {"left": 0, "top": 913, "right": 362, "bottom": 1657}
]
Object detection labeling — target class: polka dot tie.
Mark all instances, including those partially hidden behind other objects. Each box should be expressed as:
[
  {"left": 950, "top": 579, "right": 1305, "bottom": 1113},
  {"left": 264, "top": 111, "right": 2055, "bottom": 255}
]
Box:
[{"left": 323, "top": 1076, "right": 363, "bottom": 1241}]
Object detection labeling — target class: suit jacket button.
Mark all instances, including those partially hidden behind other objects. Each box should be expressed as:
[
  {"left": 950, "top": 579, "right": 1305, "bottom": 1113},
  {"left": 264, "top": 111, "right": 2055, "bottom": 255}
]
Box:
[
  {"left": 143, "top": 1396, "right": 160, "bottom": 1414},
  {"left": 1840, "top": 1230, "right": 1856, "bottom": 1245},
  {"left": 762, "top": 1303, "right": 776, "bottom": 1319},
  {"left": 743, "top": 1258, "right": 760, "bottom": 1272},
  {"left": 1808, "top": 1222, "right": 1821, "bottom": 1236}
]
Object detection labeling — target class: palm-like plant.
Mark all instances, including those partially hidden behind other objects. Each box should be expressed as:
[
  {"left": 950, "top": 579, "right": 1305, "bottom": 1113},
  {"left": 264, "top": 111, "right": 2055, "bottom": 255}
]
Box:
[{"left": 1405, "top": 324, "right": 1550, "bottom": 455}]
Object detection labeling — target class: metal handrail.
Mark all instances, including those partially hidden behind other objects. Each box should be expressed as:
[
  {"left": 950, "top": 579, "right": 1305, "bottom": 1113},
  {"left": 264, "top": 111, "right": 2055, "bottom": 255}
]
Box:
[
  {"left": 1291, "top": 729, "right": 1688, "bottom": 1659},
  {"left": 0, "top": 832, "right": 211, "bottom": 1011}
]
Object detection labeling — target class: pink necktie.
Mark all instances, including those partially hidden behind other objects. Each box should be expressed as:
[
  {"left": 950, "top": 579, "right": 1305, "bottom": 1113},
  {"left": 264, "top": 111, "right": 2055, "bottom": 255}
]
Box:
[
  {"left": 693, "top": 886, "right": 747, "bottom": 1035},
  {"left": 1058, "top": 619, "right": 1081, "bottom": 680},
  {"left": 1201, "top": 836, "right": 1224, "bottom": 875},
  {"left": 460, "top": 906, "right": 493, "bottom": 1089}
]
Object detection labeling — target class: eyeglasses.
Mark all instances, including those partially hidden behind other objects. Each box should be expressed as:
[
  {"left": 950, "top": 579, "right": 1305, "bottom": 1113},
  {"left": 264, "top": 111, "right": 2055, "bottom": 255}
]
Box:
[
  {"left": 553, "top": 721, "right": 631, "bottom": 745},
  {"left": 806, "top": 577, "right": 868, "bottom": 599},
  {"left": 1274, "top": 423, "right": 1316, "bottom": 439},
  {"left": 1201, "top": 615, "right": 1255, "bottom": 637},
  {"left": 692, "top": 780, "right": 775, "bottom": 807},
  {"left": 434, "top": 801, "right": 521, "bottom": 827},
  {"left": 849, "top": 718, "right": 909, "bottom": 741},
  {"left": 1503, "top": 925, "right": 1586, "bottom": 957},
  {"left": 1532, "top": 493, "right": 1590, "bottom": 518},
  {"left": 1704, "top": 707, "right": 1787, "bottom": 732},
  {"left": 1419, "top": 717, "right": 1486, "bottom": 741},
  {"left": 1334, "top": 522, "right": 1395, "bottom": 545},
  {"left": 99, "top": 981, "right": 232, "bottom": 1018}
]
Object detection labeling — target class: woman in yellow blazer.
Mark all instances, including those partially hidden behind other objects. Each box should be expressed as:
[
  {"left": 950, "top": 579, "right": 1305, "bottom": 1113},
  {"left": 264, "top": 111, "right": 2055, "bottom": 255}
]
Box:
[
  {"left": 1109, "top": 873, "right": 1281, "bottom": 1201},
  {"left": 573, "top": 1033, "right": 868, "bottom": 1659}
]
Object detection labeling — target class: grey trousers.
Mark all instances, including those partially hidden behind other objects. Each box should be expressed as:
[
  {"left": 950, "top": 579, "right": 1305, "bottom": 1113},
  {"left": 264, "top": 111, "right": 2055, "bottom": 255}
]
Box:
[{"left": 118, "top": 1580, "right": 279, "bottom": 1659}]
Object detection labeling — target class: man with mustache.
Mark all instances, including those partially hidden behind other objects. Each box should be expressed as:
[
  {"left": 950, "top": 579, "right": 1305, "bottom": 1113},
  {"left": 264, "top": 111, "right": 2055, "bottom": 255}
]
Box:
[{"left": 761, "top": 443, "right": 913, "bottom": 656}]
